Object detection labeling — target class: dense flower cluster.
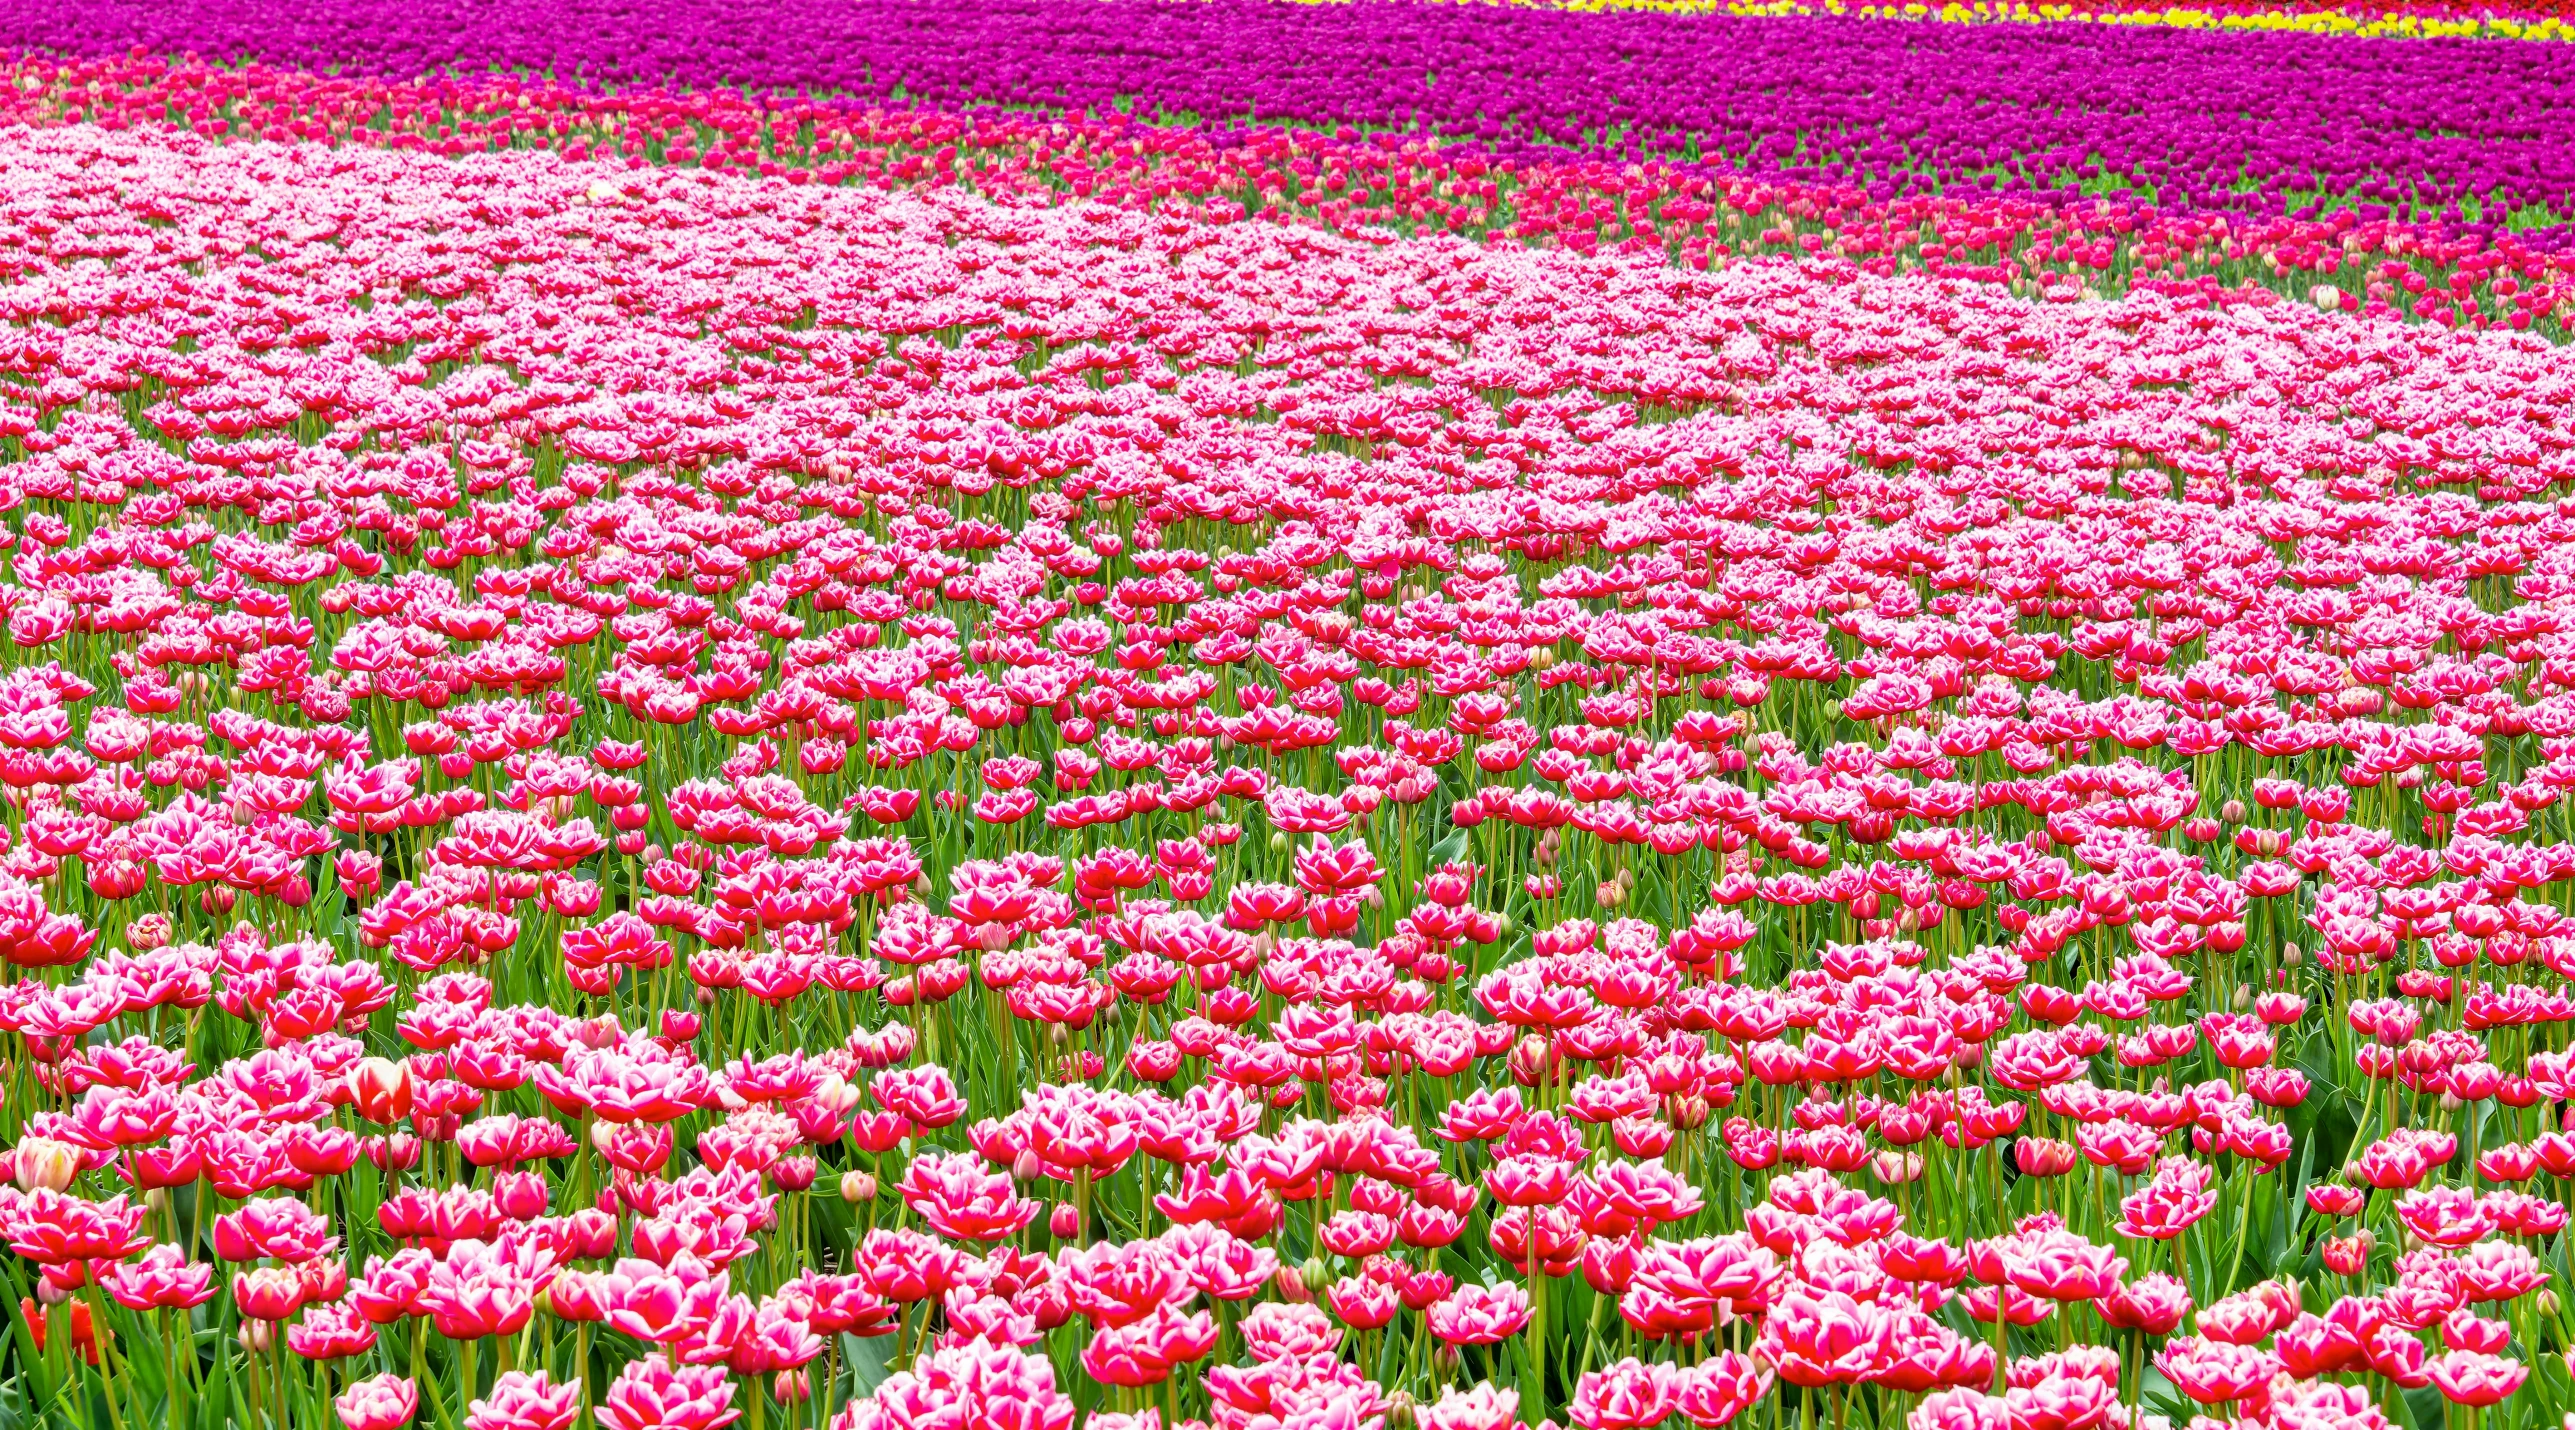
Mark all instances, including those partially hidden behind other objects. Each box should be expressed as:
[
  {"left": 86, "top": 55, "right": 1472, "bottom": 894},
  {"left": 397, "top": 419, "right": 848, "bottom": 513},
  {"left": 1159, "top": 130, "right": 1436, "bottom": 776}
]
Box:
[
  {"left": 6, "top": 0, "right": 2575, "bottom": 228},
  {"left": 0, "top": 113, "right": 2560, "bottom": 1430},
  {"left": 1514, "top": 0, "right": 2575, "bottom": 40},
  {"left": 0, "top": 48, "right": 2567, "bottom": 343},
  {"left": 0, "top": 0, "right": 2569, "bottom": 1421}
]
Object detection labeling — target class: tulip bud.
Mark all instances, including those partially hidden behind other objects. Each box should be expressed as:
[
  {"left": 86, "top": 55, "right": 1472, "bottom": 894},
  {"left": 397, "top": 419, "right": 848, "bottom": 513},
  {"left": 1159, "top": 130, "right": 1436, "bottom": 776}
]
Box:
[
  {"left": 1012, "top": 1149, "right": 1042, "bottom": 1182},
  {"left": 1049, "top": 1203, "right": 1081, "bottom": 1239},
  {"left": 13, "top": 1138, "right": 80, "bottom": 1193},
  {"left": 1274, "top": 1264, "right": 1312, "bottom": 1303},
  {"left": 547, "top": 1207, "right": 610, "bottom": 1261},
  {"left": 659, "top": 1009, "right": 701, "bottom": 1041},
  {"left": 772, "top": 1370, "right": 811, "bottom": 1405},
  {"left": 773, "top": 1156, "right": 818, "bottom": 1192},
  {"left": 493, "top": 1170, "right": 550, "bottom": 1221},
  {"left": 1385, "top": 1392, "right": 1416, "bottom": 1430},
  {"left": 2014, "top": 1137, "right": 2077, "bottom": 1178},
  {"left": 350, "top": 1058, "right": 413, "bottom": 1124},
  {"left": 239, "top": 1319, "right": 274, "bottom": 1354},
  {"left": 362, "top": 1134, "right": 421, "bottom": 1173},
  {"left": 839, "top": 1171, "right": 877, "bottom": 1204},
  {"left": 1507, "top": 1032, "right": 1558, "bottom": 1089},
  {"left": 34, "top": 1279, "right": 70, "bottom": 1307},
  {"left": 2280, "top": 943, "right": 2304, "bottom": 968}
]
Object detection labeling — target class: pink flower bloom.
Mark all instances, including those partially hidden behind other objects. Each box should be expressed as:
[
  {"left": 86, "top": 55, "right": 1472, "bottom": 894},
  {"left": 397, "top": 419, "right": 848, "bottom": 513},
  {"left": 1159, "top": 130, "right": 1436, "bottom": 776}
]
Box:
[
  {"left": 594, "top": 1354, "right": 739, "bottom": 1430},
  {"left": 1427, "top": 1283, "right": 1532, "bottom": 1346},
  {"left": 467, "top": 1371, "right": 583, "bottom": 1430},
  {"left": 334, "top": 1374, "right": 419, "bottom": 1430},
  {"left": 842, "top": 1342, "right": 1074, "bottom": 1430},
  {"left": 2426, "top": 1351, "right": 2527, "bottom": 1407},
  {"left": 1570, "top": 1357, "right": 1675, "bottom": 1430}
]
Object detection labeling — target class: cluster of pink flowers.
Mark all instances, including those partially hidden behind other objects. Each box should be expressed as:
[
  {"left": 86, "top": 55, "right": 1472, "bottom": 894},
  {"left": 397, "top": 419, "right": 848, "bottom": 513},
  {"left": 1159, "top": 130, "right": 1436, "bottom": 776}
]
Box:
[
  {"left": 0, "top": 109, "right": 2558, "bottom": 1430},
  {"left": 0, "top": 50, "right": 2564, "bottom": 338}
]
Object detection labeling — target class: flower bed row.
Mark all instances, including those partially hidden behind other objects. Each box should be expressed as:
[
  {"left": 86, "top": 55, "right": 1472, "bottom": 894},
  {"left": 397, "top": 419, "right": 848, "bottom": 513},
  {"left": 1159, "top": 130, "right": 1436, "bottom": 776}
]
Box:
[
  {"left": 3, "top": 0, "right": 2573, "bottom": 230},
  {"left": 1, "top": 50, "right": 2570, "bottom": 341},
  {"left": 1532, "top": 0, "right": 2575, "bottom": 42}
]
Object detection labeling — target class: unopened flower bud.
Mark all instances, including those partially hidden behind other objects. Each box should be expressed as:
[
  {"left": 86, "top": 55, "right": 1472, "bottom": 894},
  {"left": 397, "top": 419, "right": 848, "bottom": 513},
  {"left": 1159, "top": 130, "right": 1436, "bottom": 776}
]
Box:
[
  {"left": 350, "top": 1057, "right": 413, "bottom": 1125},
  {"left": 839, "top": 1171, "right": 877, "bottom": 1204},
  {"left": 14, "top": 1138, "right": 80, "bottom": 1193}
]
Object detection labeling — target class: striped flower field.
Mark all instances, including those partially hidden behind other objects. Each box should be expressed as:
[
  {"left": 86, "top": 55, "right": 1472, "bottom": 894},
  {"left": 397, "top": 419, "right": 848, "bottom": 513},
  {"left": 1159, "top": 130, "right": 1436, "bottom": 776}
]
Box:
[{"left": 0, "top": 4, "right": 2562, "bottom": 1430}]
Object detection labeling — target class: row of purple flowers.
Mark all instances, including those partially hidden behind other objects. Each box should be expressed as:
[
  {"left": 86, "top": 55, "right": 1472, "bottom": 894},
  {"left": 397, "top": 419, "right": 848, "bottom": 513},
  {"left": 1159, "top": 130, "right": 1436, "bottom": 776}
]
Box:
[{"left": 4, "top": 0, "right": 2572, "bottom": 231}]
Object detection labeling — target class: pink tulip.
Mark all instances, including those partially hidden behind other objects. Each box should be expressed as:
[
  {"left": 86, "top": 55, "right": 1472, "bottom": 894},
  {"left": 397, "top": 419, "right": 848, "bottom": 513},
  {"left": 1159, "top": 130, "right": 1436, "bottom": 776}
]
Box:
[{"left": 334, "top": 1374, "right": 419, "bottom": 1430}]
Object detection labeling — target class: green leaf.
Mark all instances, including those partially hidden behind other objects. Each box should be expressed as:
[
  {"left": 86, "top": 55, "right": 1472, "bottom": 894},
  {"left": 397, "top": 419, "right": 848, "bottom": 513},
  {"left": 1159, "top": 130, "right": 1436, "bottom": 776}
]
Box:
[{"left": 843, "top": 1331, "right": 895, "bottom": 1400}]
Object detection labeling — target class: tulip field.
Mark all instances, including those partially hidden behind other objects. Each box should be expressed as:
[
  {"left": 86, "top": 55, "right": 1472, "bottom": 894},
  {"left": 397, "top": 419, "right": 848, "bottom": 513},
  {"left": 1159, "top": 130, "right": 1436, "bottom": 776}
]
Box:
[{"left": 0, "top": 3, "right": 2572, "bottom": 1430}]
